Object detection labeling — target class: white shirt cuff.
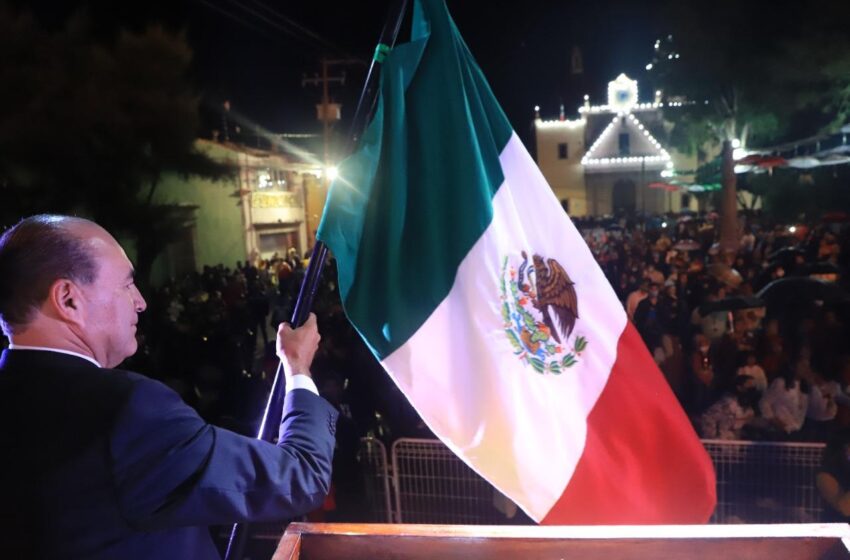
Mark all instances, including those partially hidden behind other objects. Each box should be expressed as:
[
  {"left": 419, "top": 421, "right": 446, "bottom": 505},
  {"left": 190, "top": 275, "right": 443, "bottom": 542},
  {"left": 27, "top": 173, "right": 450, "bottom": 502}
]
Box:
[{"left": 286, "top": 374, "right": 319, "bottom": 395}]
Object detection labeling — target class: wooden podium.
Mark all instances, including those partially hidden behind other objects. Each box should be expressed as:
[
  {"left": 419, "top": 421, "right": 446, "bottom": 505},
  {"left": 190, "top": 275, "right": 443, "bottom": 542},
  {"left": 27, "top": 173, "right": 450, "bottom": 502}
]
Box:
[{"left": 272, "top": 523, "right": 850, "bottom": 559}]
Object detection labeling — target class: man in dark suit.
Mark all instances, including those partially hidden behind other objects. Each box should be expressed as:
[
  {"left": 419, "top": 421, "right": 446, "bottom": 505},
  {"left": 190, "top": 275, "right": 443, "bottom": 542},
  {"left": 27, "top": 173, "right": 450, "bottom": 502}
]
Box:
[{"left": 0, "top": 215, "right": 338, "bottom": 559}]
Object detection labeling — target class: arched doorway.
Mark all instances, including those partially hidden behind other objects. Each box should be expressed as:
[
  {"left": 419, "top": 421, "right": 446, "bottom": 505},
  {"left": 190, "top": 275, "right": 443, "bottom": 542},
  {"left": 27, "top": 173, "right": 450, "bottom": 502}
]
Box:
[{"left": 612, "top": 179, "right": 636, "bottom": 214}]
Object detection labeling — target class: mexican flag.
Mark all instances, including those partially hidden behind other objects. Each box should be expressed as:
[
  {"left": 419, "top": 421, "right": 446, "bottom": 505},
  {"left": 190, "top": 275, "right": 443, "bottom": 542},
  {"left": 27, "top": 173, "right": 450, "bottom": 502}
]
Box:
[{"left": 318, "top": 0, "right": 716, "bottom": 524}]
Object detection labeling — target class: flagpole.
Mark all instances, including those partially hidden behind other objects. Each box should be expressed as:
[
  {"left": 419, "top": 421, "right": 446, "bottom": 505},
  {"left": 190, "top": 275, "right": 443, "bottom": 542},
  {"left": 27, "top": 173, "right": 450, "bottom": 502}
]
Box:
[{"left": 223, "top": 1, "right": 409, "bottom": 557}]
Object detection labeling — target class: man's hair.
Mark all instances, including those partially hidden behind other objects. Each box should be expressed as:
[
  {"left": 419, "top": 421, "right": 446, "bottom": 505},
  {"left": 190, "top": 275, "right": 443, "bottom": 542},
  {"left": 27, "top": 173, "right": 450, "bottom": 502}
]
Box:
[{"left": 0, "top": 215, "right": 98, "bottom": 334}]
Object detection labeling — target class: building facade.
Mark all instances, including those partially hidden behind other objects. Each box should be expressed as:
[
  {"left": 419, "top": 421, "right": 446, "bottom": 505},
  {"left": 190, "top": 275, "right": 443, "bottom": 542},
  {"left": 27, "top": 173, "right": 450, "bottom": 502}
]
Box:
[
  {"left": 150, "top": 139, "right": 324, "bottom": 283},
  {"left": 535, "top": 74, "right": 699, "bottom": 217}
]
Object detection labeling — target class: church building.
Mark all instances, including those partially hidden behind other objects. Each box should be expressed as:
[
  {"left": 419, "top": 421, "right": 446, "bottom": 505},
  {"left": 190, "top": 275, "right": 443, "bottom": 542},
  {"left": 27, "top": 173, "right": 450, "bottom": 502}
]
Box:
[{"left": 534, "top": 74, "right": 699, "bottom": 217}]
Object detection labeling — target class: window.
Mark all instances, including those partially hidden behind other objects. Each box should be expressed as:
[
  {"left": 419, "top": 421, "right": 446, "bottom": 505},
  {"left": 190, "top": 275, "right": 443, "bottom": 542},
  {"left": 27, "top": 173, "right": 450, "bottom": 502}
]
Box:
[
  {"left": 618, "top": 133, "right": 630, "bottom": 156},
  {"left": 557, "top": 142, "right": 569, "bottom": 159},
  {"left": 274, "top": 169, "right": 288, "bottom": 190},
  {"left": 257, "top": 169, "right": 272, "bottom": 189}
]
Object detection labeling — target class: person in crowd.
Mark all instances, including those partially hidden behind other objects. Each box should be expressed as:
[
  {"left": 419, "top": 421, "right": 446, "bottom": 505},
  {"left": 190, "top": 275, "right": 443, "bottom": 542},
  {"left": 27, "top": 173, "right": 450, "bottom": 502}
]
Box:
[
  {"left": 737, "top": 352, "right": 768, "bottom": 394},
  {"left": 759, "top": 319, "right": 787, "bottom": 381},
  {"left": 656, "top": 281, "right": 688, "bottom": 400},
  {"left": 625, "top": 279, "right": 648, "bottom": 320},
  {"left": 644, "top": 263, "right": 665, "bottom": 285},
  {"left": 692, "top": 287, "right": 728, "bottom": 341},
  {"left": 740, "top": 228, "right": 756, "bottom": 254},
  {"left": 794, "top": 346, "right": 841, "bottom": 438},
  {"left": 699, "top": 376, "right": 758, "bottom": 440},
  {"left": 760, "top": 368, "right": 809, "bottom": 437},
  {"left": 816, "top": 430, "right": 850, "bottom": 521},
  {"left": 689, "top": 333, "right": 716, "bottom": 413},
  {"left": 806, "top": 374, "right": 840, "bottom": 437},
  {"left": 634, "top": 282, "right": 669, "bottom": 358},
  {"left": 0, "top": 215, "right": 338, "bottom": 559}
]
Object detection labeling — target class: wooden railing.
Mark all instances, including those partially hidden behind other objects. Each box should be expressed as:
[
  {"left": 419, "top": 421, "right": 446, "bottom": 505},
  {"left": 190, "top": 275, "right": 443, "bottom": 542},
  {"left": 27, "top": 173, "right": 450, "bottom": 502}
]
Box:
[{"left": 273, "top": 522, "right": 850, "bottom": 560}]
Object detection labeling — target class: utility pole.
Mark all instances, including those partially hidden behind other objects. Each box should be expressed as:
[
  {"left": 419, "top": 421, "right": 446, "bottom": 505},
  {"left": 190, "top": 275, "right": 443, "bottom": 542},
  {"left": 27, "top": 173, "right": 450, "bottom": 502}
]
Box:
[
  {"left": 301, "top": 58, "right": 360, "bottom": 240},
  {"left": 302, "top": 59, "right": 349, "bottom": 171}
]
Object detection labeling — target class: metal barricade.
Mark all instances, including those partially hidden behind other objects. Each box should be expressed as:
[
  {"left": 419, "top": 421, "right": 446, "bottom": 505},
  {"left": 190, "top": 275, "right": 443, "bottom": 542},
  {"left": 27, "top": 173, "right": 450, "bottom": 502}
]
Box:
[
  {"left": 390, "top": 438, "right": 526, "bottom": 524},
  {"left": 235, "top": 438, "right": 393, "bottom": 548},
  {"left": 368, "top": 437, "right": 829, "bottom": 525},
  {"left": 357, "top": 437, "right": 394, "bottom": 523},
  {"left": 703, "top": 439, "right": 826, "bottom": 524}
]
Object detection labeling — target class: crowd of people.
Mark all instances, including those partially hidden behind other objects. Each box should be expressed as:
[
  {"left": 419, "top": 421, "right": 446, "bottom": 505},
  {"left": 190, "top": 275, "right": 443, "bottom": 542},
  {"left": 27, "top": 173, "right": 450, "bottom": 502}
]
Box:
[
  {"left": 99, "top": 209, "right": 848, "bottom": 450},
  {"left": 578, "top": 211, "right": 850, "bottom": 442},
  {"left": 2, "top": 211, "right": 848, "bottom": 447}
]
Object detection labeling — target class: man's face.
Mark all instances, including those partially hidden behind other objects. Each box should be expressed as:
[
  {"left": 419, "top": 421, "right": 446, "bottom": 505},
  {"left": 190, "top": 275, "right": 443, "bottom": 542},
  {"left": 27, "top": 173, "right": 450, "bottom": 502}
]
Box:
[{"left": 76, "top": 227, "right": 147, "bottom": 368}]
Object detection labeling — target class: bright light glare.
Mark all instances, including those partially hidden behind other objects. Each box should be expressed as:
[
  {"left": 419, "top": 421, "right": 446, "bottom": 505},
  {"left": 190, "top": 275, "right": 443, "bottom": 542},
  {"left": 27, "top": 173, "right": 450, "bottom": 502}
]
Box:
[
  {"left": 789, "top": 226, "right": 797, "bottom": 233},
  {"left": 325, "top": 166, "right": 339, "bottom": 181},
  {"left": 662, "top": 222, "right": 668, "bottom": 228}
]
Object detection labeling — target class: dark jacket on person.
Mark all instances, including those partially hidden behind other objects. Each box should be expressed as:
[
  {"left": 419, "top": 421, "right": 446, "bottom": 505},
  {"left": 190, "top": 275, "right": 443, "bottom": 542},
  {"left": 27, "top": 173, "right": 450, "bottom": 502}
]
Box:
[{"left": 0, "top": 349, "right": 337, "bottom": 559}]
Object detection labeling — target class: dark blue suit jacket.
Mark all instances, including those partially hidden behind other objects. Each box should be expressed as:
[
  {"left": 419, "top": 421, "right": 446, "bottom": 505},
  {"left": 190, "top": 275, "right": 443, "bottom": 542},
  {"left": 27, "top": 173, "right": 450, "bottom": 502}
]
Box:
[{"left": 0, "top": 349, "right": 338, "bottom": 559}]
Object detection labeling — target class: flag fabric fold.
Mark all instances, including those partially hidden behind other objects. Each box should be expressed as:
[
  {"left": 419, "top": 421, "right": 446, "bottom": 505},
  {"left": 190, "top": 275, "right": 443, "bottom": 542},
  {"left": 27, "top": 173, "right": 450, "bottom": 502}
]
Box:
[{"left": 318, "top": 0, "right": 716, "bottom": 524}]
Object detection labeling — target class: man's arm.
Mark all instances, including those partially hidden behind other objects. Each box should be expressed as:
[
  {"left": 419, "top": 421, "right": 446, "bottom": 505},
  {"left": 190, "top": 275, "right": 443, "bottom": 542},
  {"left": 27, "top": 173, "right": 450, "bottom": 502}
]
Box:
[{"left": 108, "top": 313, "right": 338, "bottom": 530}]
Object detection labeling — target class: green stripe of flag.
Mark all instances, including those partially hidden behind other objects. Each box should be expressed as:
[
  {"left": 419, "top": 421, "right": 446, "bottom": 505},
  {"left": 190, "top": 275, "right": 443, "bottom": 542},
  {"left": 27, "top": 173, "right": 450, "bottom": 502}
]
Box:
[{"left": 317, "top": 0, "right": 513, "bottom": 359}]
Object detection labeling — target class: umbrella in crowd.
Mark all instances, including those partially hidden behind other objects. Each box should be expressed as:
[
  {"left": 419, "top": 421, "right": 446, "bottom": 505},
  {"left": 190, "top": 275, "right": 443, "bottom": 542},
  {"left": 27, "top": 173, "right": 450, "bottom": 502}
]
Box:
[
  {"left": 648, "top": 182, "right": 680, "bottom": 192},
  {"left": 698, "top": 295, "right": 765, "bottom": 316},
  {"left": 673, "top": 239, "right": 701, "bottom": 252},
  {"left": 735, "top": 151, "right": 850, "bottom": 173},
  {"left": 801, "top": 262, "right": 841, "bottom": 283},
  {"left": 757, "top": 277, "right": 850, "bottom": 308},
  {"left": 767, "top": 246, "right": 805, "bottom": 265},
  {"left": 735, "top": 154, "right": 788, "bottom": 170},
  {"left": 822, "top": 211, "right": 849, "bottom": 223},
  {"left": 787, "top": 156, "right": 821, "bottom": 169},
  {"left": 821, "top": 154, "right": 850, "bottom": 166}
]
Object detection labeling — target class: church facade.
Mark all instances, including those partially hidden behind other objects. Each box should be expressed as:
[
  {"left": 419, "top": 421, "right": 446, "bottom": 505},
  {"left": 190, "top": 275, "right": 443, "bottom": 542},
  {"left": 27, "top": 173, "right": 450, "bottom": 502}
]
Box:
[{"left": 534, "top": 74, "right": 699, "bottom": 217}]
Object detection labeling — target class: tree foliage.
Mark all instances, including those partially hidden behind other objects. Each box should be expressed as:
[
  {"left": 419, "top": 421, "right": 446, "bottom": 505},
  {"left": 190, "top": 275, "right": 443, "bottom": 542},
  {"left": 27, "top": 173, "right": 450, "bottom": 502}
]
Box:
[
  {"left": 653, "top": 0, "right": 850, "bottom": 250},
  {"left": 655, "top": 0, "right": 850, "bottom": 148},
  {"left": 746, "top": 166, "right": 850, "bottom": 223},
  {"left": 0, "top": 6, "right": 233, "bottom": 285}
]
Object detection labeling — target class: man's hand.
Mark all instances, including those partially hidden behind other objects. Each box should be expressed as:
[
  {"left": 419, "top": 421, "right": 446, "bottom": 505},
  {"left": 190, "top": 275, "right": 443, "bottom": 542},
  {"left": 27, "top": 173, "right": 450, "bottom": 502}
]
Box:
[{"left": 277, "top": 313, "right": 320, "bottom": 379}]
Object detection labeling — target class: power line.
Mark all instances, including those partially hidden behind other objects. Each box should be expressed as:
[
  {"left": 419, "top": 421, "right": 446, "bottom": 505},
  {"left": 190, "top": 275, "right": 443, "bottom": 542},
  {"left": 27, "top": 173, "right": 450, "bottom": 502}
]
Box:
[
  {"left": 202, "top": 0, "right": 353, "bottom": 58},
  {"left": 243, "top": 0, "right": 352, "bottom": 57},
  {"left": 192, "top": 0, "right": 279, "bottom": 43}
]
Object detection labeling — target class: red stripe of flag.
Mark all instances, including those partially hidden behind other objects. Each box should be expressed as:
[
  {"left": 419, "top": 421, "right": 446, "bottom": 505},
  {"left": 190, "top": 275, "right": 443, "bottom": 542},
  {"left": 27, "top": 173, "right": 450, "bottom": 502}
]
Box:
[{"left": 542, "top": 323, "right": 716, "bottom": 524}]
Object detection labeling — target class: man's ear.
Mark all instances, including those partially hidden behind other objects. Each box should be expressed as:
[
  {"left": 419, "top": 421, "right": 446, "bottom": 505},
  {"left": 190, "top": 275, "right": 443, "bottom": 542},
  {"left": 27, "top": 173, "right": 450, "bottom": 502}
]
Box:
[{"left": 46, "top": 278, "right": 86, "bottom": 327}]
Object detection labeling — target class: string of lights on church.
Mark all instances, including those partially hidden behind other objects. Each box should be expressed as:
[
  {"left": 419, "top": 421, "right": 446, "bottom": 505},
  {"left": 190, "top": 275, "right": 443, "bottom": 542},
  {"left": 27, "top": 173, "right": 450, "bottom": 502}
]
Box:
[{"left": 534, "top": 74, "right": 699, "bottom": 217}]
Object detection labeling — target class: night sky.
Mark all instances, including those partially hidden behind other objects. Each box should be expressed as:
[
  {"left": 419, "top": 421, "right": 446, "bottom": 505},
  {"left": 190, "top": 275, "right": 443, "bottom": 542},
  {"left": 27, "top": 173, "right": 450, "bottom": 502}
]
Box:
[{"left": 13, "top": 0, "right": 664, "bottom": 145}]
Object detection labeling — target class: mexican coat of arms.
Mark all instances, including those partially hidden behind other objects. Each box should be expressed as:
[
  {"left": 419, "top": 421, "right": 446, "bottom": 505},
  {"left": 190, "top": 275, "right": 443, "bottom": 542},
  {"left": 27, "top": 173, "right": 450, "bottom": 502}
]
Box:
[{"left": 500, "top": 251, "right": 588, "bottom": 374}]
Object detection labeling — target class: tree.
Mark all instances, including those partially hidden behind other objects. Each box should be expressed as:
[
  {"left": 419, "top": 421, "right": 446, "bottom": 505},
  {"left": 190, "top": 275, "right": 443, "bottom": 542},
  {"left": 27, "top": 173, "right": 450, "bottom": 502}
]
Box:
[
  {"left": 652, "top": 0, "right": 850, "bottom": 255},
  {"left": 748, "top": 166, "right": 850, "bottom": 223},
  {"left": 0, "top": 7, "right": 233, "bottom": 287}
]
